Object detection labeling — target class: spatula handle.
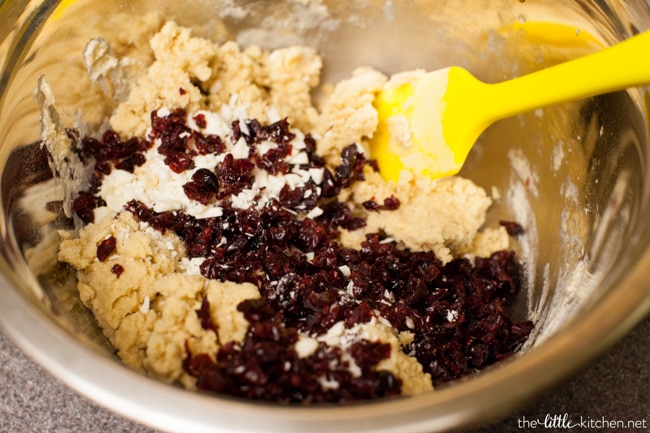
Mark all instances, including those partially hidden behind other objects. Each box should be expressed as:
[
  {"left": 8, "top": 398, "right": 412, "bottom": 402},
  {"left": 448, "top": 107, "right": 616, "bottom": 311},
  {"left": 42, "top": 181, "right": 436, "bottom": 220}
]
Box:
[{"left": 487, "top": 30, "right": 650, "bottom": 121}]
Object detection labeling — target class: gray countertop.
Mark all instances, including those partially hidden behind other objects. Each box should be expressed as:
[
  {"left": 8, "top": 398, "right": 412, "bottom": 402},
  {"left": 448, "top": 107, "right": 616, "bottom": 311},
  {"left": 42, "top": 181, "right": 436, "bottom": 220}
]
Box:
[{"left": 1, "top": 315, "right": 648, "bottom": 433}]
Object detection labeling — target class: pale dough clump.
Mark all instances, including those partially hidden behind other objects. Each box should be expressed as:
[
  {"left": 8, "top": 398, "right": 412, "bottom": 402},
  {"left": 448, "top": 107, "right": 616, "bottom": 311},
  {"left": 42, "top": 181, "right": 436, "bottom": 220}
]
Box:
[
  {"left": 340, "top": 169, "right": 508, "bottom": 263},
  {"left": 316, "top": 67, "right": 388, "bottom": 166},
  {"left": 361, "top": 320, "right": 433, "bottom": 395},
  {"left": 110, "top": 21, "right": 322, "bottom": 138},
  {"left": 54, "top": 20, "right": 510, "bottom": 395},
  {"left": 110, "top": 21, "right": 218, "bottom": 138},
  {"left": 58, "top": 212, "right": 260, "bottom": 387}
]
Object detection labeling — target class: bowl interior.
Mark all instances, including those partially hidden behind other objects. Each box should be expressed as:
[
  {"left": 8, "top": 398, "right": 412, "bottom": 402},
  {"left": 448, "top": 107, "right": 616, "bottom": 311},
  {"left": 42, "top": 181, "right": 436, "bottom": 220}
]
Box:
[{"left": 1, "top": 0, "right": 650, "bottom": 432}]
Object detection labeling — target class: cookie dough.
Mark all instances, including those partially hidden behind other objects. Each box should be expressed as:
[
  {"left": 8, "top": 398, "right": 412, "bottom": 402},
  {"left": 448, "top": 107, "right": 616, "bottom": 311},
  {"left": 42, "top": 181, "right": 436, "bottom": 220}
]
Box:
[{"left": 40, "top": 19, "right": 529, "bottom": 402}]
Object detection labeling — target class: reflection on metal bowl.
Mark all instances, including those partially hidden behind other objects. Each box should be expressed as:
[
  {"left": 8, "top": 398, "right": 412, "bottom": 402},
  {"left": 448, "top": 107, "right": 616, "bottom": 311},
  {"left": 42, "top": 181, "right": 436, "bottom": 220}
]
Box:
[{"left": 1, "top": 1, "right": 649, "bottom": 432}]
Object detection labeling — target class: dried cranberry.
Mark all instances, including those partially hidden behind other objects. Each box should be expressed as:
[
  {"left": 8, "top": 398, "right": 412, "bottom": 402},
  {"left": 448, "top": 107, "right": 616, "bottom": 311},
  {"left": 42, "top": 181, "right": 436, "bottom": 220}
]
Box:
[
  {"left": 151, "top": 109, "right": 199, "bottom": 173},
  {"left": 193, "top": 113, "right": 207, "bottom": 128},
  {"left": 319, "top": 168, "right": 340, "bottom": 198},
  {"left": 183, "top": 168, "right": 219, "bottom": 204},
  {"left": 500, "top": 220, "right": 525, "bottom": 236},
  {"left": 348, "top": 340, "right": 391, "bottom": 372},
  {"left": 216, "top": 154, "right": 255, "bottom": 198},
  {"left": 151, "top": 108, "right": 187, "bottom": 133},
  {"left": 362, "top": 195, "right": 401, "bottom": 212},
  {"left": 278, "top": 184, "right": 304, "bottom": 208},
  {"left": 114, "top": 152, "right": 146, "bottom": 173},
  {"left": 97, "top": 236, "right": 117, "bottom": 262},
  {"left": 72, "top": 192, "right": 106, "bottom": 223},
  {"left": 77, "top": 128, "right": 149, "bottom": 183},
  {"left": 194, "top": 133, "right": 224, "bottom": 155},
  {"left": 250, "top": 119, "right": 296, "bottom": 175},
  {"left": 165, "top": 152, "right": 195, "bottom": 173},
  {"left": 196, "top": 296, "right": 218, "bottom": 333},
  {"left": 343, "top": 302, "right": 373, "bottom": 327},
  {"left": 111, "top": 263, "right": 124, "bottom": 278},
  {"left": 319, "top": 201, "right": 366, "bottom": 230},
  {"left": 303, "top": 134, "right": 317, "bottom": 155},
  {"left": 335, "top": 144, "right": 368, "bottom": 187}
]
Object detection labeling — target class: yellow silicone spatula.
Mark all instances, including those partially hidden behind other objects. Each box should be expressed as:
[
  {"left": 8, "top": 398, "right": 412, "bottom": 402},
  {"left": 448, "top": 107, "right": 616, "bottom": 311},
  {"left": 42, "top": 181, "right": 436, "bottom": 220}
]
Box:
[{"left": 371, "top": 29, "right": 650, "bottom": 182}]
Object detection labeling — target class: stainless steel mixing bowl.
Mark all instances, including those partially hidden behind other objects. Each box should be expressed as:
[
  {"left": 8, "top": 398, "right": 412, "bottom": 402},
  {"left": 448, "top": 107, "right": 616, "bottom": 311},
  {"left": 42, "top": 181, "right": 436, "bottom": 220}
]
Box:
[{"left": 1, "top": 1, "right": 650, "bottom": 432}]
